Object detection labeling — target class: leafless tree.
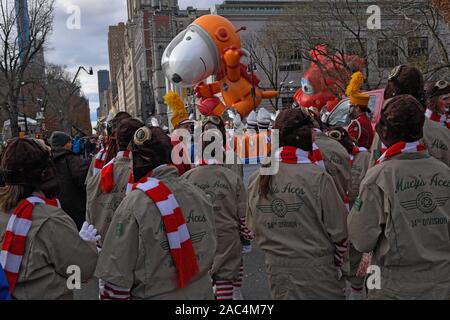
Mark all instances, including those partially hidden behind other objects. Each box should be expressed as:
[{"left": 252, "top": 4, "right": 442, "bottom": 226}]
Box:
[
  {"left": 282, "top": 1, "right": 373, "bottom": 91},
  {"left": 242, "top": 23, "right": 299, "bottom": 110},
  {"left": 29, "top": 63, "right": 91, "bottom": 135},
  {"left": 280, "top": 0, "right": 450, "bottom": 90},
  {"left": 383, "top": 0, "right": 450, "bottom": 80},
  {"left": 0, "top": 0, "right": 54, "bottom": 137}
]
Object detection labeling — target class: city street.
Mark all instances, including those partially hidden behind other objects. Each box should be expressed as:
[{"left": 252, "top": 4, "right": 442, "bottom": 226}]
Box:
[{"left": 75, "top": 164, "right": 271, "bottom": 300}]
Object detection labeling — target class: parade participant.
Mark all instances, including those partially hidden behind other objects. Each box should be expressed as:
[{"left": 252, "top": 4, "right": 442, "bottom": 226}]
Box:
[
  {"left": 369, "top": 65, "right": 424, "bottom": 165},
  {"left": 165, "top": 91, "right": 194, "bottom": 176},
  {"left": 425, "top": 80, "right": 450, "bottom": 129},
  {"left": 384, "top": 65, "right": 425, "bottom": 102},
  {"left": 257, "top": 108, "right": 272, "bottom": 131},
  {"left": 307, "top": 109, "right": 351, "bottom": 200},
  {"left": 423, "top": 116, "right": 450, "bottom": 167},
  {"left": 327, "top": 127, "right": 370, "bottom": 300},
  {"left": 327, "top": 127, "right": 370, "bottom": 206},
  {"left": 233, "top": 109, "right": 272, "bottom": 165},
  {"left": 85, "top": 112, "right": 132, "bottom": 184},
  {"left": 95, "top": 126, "right": 217, "bottom": 300},
  {"left": 372, "top": 101, "right": 450, "bottom": 167},
  {"left": 348, "top": 95, "right": 450, "bottom": 300},
  {"left": 256, "top": 108, "right": 273, "bottom": 160},
  {"left": 86, "top": 118, "right": 143, "bottom": 243},
  {"left": 0, "top": 138, "right": 99, "bottom": 299},
  {"left": 50, "top": 131, "right": 89, "bottom": 230},
  {"left": 247, "top": 108, "right": 348, "bottom": 300},
  {"left": 171, "top": 118, "right": 195, "bottom": 176},
  {"left": 346, "top": 72, "right": 374, "bottom": 149},
  {"left": 370, "top": 66, "right": 450, "bottom": 167},
  {"left": 246, "top": 111, "right": 258, "bottom": 131},
  {"left": 203, "top": 116, "right": 244, "bottom": 178},
  {"left": 182, "top": 129, "right": 249, "bottom": 300}
]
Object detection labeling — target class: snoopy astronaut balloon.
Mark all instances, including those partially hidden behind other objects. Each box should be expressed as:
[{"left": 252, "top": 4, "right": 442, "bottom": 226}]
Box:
[{"left": 162, "top": 14, "right": 278, "bottom": 118}]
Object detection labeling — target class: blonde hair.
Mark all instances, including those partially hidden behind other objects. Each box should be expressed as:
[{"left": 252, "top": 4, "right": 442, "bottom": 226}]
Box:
[{"left": 0, "top": 185, "right": 27, "bottom": 212}]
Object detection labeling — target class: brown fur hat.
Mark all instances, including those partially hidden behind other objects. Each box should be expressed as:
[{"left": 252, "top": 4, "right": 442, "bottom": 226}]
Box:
[
  {"left": 131, "top": 126, "right": 172, "bottom": 181},
  {"left": 380, "top": 94, "right": 425, "bottom": 141},
  {"left": 116, "top": 118, "right": 144, "bottom": 150},
  {"left": 0, "top": 138, "right": 59, "bottom": 197},
  {"left": 384, "top": 65, "right": 425, "bottom": 104}
]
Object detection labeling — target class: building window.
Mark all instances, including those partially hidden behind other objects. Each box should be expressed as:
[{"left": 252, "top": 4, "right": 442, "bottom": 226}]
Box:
[
  {"left": 279, "top": 48, "right": 302, "bottom": 72},
  {"left": 377, "top": 40, "right": 399, "bottom": 68},
  {"left": 158, "top": 46, "right": 164, "bottom": 60},
  {"left": 408, "top": 37, "right": 428, "bottom": 63},
  {"left": 345, "top": 38, "right": 367, "bottom": 57},
  {"left": 281, "top": 97, "right": 294, "bottom": 108}
]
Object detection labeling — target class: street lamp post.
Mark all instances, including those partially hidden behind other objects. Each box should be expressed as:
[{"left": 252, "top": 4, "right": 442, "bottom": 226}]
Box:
[
  {"left": 61, "top": 66, "right": 93, "bottom": 134},
  {"left": 72, "top": 66, "right": 93, "bottom": 86},
  {"left": 20, "top": 82, "right": 29, "bottom": 135},
  {"left": 36, "top": 98, "right": 46, "bottom": 138}
]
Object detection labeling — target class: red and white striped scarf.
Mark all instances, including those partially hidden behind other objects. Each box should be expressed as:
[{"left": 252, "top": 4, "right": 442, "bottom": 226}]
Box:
[
  {"left": 132, "top": 176, "right": 199, "bottom": 288},
  {"left": 0, "top": 196, "right": 61, "bottom": 294},
  {"left": 93, "top": 148, "right": 107, "bottom": 175},
  {"left": 275, "top": 143, "right": 325, "bottom": 168},
  {"left": 125, "top": 165, "right": 171, "bottom": 196},
  {"left": 425, "top": 109, "right": 450, "bottom": 129},
  {"left": 100, "top": 151, "right": 131, "bottom": 193},
  {"left": 126, "top": 172, "right": 134, "bottom": 195},
  {"left": 380, "top": 142, "right": 387, "bottom": 154},
  {"left": 375, "top": 140, "right": 426, "bottom": 165},
  {"left": 349, "top": 146, "right": 368, "bottom": 167}
]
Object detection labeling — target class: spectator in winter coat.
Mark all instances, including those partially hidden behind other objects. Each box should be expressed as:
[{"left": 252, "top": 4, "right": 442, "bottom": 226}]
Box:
[{"left": 50, "top": 131, "right": 89, "bottom": 230}]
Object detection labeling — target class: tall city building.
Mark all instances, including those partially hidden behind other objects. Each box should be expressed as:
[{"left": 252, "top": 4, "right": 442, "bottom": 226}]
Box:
[
  {"left": 108, "top": 23, "right": 126, "bottom": 105},
  {"left": 97, "top": 70, "right": 110, "bottom": 118},
  {"left": 98, "top": 70, "right": 110, "bottom": 93},
  {"left": 118, "top": 0, "right": 208, "bottom": 124},
  {"left": 15, "top": 0, "right": 31, "bottom": 64},
  {"left": 123, "top": 24, "right": 139, "bottom": 118},
  {"left": 15, "top": 0, "right": 45, "bottom": 74}
]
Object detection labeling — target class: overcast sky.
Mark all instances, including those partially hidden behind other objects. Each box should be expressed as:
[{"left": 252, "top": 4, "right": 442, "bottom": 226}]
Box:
[{"left": 46, "top": 0, "right": 220, "bottom": 124}]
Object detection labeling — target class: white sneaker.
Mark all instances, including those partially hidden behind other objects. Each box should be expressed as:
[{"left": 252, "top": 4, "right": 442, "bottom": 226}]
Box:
[
  {"left": 242, "top": 245, "right": 252, "bottom": 254},
  {"left": 233, "top": 287, "right": 243, "bottom": 300}
]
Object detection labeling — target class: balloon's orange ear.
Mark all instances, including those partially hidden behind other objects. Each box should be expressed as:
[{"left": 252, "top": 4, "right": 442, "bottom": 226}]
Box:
[{"left": 215, "top": 28, "right": 229, "bottom": 42}]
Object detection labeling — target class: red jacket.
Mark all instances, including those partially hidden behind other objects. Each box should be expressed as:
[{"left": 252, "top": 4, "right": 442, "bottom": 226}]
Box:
[{"left": 348, "top": 113, "right": 374, "bottom": 149}]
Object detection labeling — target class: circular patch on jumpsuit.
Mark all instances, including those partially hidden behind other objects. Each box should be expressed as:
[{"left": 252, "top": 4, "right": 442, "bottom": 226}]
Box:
[
  {"left": 416, "top": 192, "right": 436, "bottom": 214},
  {"left": 272, "top": 199, "right": 287, "bottom": 218},
  {"left": 206, "top": 191, "right": 215, "bottom": 203},
  {"left": 134, "top": 127, "right": 152, "bottom": 145}
]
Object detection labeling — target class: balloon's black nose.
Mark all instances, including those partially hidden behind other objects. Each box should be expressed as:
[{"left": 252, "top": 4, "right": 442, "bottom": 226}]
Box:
[{"left": 172, "top": 73, "right": 182, "bottom": 83}]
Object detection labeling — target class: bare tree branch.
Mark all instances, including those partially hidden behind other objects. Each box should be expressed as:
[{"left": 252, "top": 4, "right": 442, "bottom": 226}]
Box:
[{"left": 0, "top": 0, "right": 54, "bottom": 137}]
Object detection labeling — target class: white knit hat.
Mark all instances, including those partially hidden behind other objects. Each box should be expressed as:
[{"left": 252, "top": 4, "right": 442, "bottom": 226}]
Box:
[
  {"left": 246, "top": 110, "right": 258, "bottom": 129},
  {"left": 257, "top": 108, "right": 272, "bottom": 129}
]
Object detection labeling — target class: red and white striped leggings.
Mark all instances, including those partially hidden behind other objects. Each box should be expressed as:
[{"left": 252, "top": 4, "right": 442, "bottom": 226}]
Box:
[{"left": 215, "top": 264, "right": 244, "bottom": 300}]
